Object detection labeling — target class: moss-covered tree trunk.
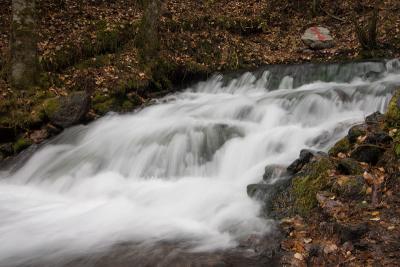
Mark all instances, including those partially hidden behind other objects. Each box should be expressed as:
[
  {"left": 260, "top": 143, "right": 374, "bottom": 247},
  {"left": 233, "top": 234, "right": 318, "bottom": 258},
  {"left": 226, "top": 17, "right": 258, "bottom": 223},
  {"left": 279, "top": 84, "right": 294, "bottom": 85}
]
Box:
[
  {"left": 10, "top": 0, "right": 39, "bottom": 90},
  {"left": 135, "top": 0, "right": 162, "bottom": 66}
]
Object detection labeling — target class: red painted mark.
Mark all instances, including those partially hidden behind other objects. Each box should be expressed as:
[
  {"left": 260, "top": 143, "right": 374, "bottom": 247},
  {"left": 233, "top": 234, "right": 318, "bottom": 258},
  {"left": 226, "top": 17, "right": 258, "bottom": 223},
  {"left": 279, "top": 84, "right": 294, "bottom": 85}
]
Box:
[{"left": 310, "top": 27, "right": 326, "bottom": 41}]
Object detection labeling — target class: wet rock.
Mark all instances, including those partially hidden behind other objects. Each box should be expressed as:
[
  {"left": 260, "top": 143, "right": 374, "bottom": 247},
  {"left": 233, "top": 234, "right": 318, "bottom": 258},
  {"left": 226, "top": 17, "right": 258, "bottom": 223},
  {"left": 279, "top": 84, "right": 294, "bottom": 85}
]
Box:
[
  {"left": 0, "top": 127, "right": 15, "bottom": 143},
  {"left": 332, "top": 175, "right": 365, "bottom": 199},
  {"left": 350, "top": 144, "right": 385, "bottom": 165},
  {"left": 263, "top": 164, "right": 288, "bottom": 182},
  {"left": 248, "top": 177, "right": 292, "bottom": 215},
  {"left": 348, "top": 124, "right": 367, "bottom": 143},
  {"left": 287, "top": 149, "right": 327, "bottom": 174},
  {"left": 247, "top": 184, "right": 269, "bottom": 199},
  {"left": 365, "top": 111, "right": 385, "bottom": 126},
  {"left": 44, "top": 91, "right": 90, "bottom": 128},
  {"left": 337, "top": 158, "right": 364, "bottom": 175},
  {"left": 365, "top": 131, "right": 392, "bottom": 145},
  {"left": 301, "top": 27, "right": 334, "bottom": 50},
  {"left": 336, "top": 223, "right": 369, "bottom": 243}
]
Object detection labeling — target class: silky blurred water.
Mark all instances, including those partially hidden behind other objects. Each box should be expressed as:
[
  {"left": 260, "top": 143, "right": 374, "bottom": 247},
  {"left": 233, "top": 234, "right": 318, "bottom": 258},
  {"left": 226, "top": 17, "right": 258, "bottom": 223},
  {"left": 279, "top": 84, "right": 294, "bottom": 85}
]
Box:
[{"left": 1, "top": 60, "right": 400, "bottom": 266}]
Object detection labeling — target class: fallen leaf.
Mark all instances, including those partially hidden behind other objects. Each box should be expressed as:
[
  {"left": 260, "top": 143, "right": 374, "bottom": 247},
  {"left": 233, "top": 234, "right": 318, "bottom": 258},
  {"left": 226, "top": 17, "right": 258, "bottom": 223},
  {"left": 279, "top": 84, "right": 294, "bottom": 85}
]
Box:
[
  {"left": 371, "top": 211, "right": 380, "bottom": 216},
  {"left": 294, "top": 252, "right": 304, "bottom": 261},
  {"left": 323, "top": 243, "right": 338, "bottom": 254},
  {"left": 370, "top": 217, "right": 381, "bottom": 221},
  {"left": 304, "top": 238, "right": 312, "bottom": 244}
]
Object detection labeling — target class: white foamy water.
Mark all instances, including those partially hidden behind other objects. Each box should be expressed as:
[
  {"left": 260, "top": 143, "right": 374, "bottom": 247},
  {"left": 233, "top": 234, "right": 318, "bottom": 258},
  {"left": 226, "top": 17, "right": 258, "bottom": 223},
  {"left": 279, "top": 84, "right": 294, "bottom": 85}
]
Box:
[{"left": 1, "top": 60, "right": 400, "bottom": 266}]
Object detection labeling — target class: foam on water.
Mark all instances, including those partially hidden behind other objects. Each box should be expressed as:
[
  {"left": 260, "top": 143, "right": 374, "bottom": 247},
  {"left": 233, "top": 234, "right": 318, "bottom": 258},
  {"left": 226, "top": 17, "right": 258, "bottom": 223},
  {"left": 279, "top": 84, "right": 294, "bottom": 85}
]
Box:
[{"left": 1, "top": 60, "right": 400, "bottom": 266}]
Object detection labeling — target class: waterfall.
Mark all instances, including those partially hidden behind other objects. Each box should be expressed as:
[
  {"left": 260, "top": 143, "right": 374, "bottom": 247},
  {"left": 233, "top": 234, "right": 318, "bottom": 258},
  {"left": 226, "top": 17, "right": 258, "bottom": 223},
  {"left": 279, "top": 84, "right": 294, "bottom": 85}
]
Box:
[{"left": 1, "top": 59, "right": 400, "bottom": 266}]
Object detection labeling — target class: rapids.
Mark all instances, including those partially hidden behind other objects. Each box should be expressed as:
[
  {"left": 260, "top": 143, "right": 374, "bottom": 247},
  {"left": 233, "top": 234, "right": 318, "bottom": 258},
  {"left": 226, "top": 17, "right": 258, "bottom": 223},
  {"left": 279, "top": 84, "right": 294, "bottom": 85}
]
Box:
[{"left": 1, "top": 60, "right": 400, "bottom": 266}]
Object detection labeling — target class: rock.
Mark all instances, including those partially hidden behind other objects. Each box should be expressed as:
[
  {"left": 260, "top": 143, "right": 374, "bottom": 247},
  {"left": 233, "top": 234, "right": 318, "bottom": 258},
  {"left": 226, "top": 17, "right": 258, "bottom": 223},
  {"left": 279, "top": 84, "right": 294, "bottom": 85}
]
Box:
[
  {"left": 290, "top": 158, "right": 334, "bottom": 216},
  {"left": 248, "top": 177, "right": 292, "bottom": 216},
  {"left": 316, "top": 192, "right": 344, "bottom": 218},
  {"left": 0, "top": 127, "right": 15, "bottom": 143},
  {"left": 337, "top": 223, "right": 369, "bottom": 243},
  {"left": 30, "top": 129, "right": 49, "bottom": 144},
  {"left": 337, "top": 158, "right": 364, "bottom": 175},
  {"left": 247, "top": 184, "right": 269, "bottom": 199},
  {"left": 44, "top": 91, "right": 90, "bottom": 128},
  {"left": 301, "top": 27, "right": 334, "bottom": 50},
  {"left": 328, "top": 137, "right": 351, "bottom": 156},
  {"left": 365, "top": 111, "right": 385, "bottom": 126},
  {"left": 263, "top": 164, "right": 288, "bottom": 182},
  {"left": 350, "top": 144, "right": 385, "bottom": 165},
  {"left": 287, "top": 149, "right": 327, "bottom": 174},
  {"left": 332, "top": 175, "right": 365, "bottom": 199},
  {"left": 365, "top": 131, "right": 392, "bottom": 145},
  {"left": 0, "top": 143, "right": 14, "bottom": 157},
  {"left": 348, "top": 124, "right": 367, "bottom": 143},
  {"left": 386, "top": 90, "right": 400, "bottom": 126}
]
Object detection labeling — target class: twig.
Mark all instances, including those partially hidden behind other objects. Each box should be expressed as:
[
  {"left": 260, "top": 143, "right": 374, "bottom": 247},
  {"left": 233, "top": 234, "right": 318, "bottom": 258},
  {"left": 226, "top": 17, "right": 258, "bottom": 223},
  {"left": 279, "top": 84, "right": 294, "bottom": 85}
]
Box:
[{"left": 321, "top": 8, "right": 346, "bottom": 22}]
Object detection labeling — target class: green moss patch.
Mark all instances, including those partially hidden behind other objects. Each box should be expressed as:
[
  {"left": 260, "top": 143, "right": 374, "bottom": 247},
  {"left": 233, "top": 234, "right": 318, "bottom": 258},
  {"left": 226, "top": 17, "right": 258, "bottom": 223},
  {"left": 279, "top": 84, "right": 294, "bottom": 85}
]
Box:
[
  {"left": 386, "top": 90, "right": 400, "bottom": 127},
  {"left": 13, "top": 137, "right": 32, "bottom": 153},
  {"left": 292, "top": 157, "right": 335, "bottom": 216},
  {"left": 329, "top": 137, "right": 351, "bottom": 156}
]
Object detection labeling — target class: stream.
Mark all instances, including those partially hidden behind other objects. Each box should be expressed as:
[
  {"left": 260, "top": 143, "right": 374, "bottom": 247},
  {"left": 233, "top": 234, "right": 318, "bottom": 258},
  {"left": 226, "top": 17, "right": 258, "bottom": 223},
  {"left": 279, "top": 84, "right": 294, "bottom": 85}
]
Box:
[{"left": 1, "top": 60, "right": 400, "bottom": 266}]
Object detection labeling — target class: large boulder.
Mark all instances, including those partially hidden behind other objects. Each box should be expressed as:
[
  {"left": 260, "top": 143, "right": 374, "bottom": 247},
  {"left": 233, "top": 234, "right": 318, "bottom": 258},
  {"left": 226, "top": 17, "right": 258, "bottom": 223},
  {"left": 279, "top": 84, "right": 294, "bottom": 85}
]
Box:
[
  {"left": 43, "top": 91, "right": 90, "bottom": 128},
  {"left": 301, "top": 27, "right": 334, "bottom": 50}
]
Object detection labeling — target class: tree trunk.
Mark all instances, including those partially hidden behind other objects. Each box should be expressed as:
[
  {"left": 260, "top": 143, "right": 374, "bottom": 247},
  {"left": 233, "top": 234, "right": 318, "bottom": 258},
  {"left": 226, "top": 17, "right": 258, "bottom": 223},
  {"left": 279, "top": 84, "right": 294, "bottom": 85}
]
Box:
[
  {"left": 135, "top": 0, "right": 162, "bottom": 66},
  {"left": 10, "top": 0, "right": 39, "bottom": 90},
  {"left": 312, "top": 0, "right": 319, "bottom": 16}
]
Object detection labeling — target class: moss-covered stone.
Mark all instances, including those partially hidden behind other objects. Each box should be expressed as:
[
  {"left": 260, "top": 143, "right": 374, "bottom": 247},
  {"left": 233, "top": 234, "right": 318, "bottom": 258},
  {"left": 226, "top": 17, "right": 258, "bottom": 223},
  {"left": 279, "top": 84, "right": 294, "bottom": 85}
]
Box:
[
  {"left": 329, "top": 137, "right": 351, "bottom": 156},
  {"left": 43, "top": 97, "right": 60, "bottom": 118},
  {"left": 92, "top": 95, "right": 116, "bottom": 115},
  {"left": 348, "top": 124, "right": 367, "bottom": 143},
  {"left": 291, "top": 157, "right": 335, "bottom": 216},
  {"left": 332, "top": 175, "right": 366, "bottom": 199},
  {"left": 386, "top": 90, "right": 400, "bottom": 127},
  {"left": 13, "top": 137, "right": 32, "bottom": 153},
  {"left": 337, "top": 158, "right": 364, "bottom": 175}
]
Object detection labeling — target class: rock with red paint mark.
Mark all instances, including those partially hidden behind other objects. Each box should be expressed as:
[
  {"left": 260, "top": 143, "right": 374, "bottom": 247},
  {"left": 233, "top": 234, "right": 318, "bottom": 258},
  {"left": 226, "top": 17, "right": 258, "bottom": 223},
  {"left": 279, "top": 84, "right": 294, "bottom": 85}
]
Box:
[{"left": 301, "top": 27, "right": 334, "bottom": 50}]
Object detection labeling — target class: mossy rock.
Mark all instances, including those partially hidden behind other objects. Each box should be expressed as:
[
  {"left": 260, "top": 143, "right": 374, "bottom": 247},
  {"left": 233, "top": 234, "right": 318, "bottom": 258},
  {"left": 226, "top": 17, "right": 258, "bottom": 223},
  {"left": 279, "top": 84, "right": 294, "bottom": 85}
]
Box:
[
  {"left": 331, "top": 175, "right": 366, "bottom": 199},
  {"left": 13, "top": 138, "right": 32, "bottom": 153},
  {"left": 395, "top": 142, "right": 400, "bottom": 158},
  {"left": 329, "top": 137, "right": 351, "bottom": 156},
  {"left": 337, "top": 158, "right": 364, "bottom": 175},
  {"left": 292, "top": 157, "right": 335, "bottom": 216},
  {"left": 386, "top": 90, "right": 400, "bottom": 126},
  {"left": 348, "top": 124, "right": 367, "bottom": 143},
  {"left": 92, "top": 94, "right": 116, "bottom": 115},
  {"left": 43, "top": 91, "right": 90, "bottom": 128}
]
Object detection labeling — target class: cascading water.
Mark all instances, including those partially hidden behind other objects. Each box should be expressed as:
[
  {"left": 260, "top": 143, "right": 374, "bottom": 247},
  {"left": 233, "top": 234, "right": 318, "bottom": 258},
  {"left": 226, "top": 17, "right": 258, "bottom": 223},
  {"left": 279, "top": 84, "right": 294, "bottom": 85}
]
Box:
[{"left": 1, "top": 60, "right": 400, "bottom": 266}]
